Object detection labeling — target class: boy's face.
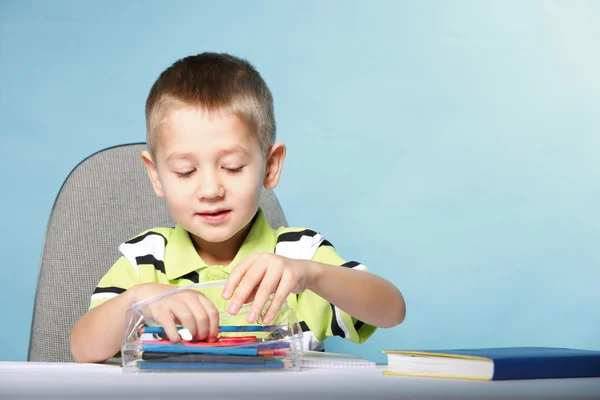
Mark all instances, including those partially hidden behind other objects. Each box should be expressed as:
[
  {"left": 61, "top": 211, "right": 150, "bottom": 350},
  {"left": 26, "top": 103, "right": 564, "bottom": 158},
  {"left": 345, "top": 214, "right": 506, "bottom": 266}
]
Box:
[{"left": 142, "top": 106, "right": 284, "bottom": 248}]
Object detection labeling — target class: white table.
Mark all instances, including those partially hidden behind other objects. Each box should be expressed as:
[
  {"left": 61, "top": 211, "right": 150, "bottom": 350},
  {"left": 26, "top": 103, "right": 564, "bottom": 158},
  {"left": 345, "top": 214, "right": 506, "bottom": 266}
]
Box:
[{"left": 0, "top": 362, "right": 598, "bottom": 400}]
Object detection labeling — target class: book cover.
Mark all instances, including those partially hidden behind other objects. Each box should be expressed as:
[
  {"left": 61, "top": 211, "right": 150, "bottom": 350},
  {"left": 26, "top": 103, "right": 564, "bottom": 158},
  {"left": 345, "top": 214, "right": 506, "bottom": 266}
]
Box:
[{"left": 383, "top": 347, "right": 600, "bottom": 380}]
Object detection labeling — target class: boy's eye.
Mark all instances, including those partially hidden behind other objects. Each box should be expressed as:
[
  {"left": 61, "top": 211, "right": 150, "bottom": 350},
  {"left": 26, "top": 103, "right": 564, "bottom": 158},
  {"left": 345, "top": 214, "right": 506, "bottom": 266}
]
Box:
[
  {"left": 224, "top": 166, "right": 244, "bottom": 173},
  {"left": 175, "top": 170, "right": 195, "bottom": 178}
]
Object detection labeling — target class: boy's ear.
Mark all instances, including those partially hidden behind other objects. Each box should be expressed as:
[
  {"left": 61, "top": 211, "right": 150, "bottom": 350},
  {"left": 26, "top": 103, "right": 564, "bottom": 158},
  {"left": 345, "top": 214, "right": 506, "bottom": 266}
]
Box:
[
  {"left": 141, "top": 151, "right": 165, "bottom": 198},
  {"left": 263, "top": 142, "right": 286, "bottom": 190}
]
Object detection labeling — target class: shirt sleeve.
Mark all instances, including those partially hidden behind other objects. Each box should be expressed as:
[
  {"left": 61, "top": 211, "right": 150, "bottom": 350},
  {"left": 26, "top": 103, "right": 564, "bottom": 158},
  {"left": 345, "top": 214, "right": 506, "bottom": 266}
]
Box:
[
  {"left": 89, "top": 255, "right": 141, "bottom": 310},
  {"left": 295, "top": 239, "right": 377, "bottom": 344}
]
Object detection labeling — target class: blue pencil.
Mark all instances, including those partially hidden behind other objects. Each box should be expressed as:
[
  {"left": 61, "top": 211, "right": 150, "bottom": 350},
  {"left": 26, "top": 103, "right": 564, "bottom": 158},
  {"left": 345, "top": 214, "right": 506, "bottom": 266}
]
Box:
[
  {"left": 138, "top": 361, "right": 286, "bottom": 371},
  {"left": 141, "top": 343, "right": 259, "bottom": 356},
  {"left": 143, "top": 325, "right": 279, "bottom": 334}
]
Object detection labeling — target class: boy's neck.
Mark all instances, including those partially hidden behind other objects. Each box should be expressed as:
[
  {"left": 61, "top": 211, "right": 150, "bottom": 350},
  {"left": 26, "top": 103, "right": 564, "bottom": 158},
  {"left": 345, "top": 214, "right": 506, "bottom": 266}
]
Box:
[{"left": 191, "top": 222, "right": 253, "bottom": 267}]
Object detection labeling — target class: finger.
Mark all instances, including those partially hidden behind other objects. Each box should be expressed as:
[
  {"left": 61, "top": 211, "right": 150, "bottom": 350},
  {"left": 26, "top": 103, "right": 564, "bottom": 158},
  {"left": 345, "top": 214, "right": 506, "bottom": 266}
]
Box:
[
  {"left": 181, "top": 296, "right": 209, "bottom": 341},
  {"left": 150, "top": 305, "right": 181, "bottom": 343},
  {"left": 247, "top": 267, "right": 282, "bottom": 324},
  {"left": 245, "top": 286, "right": 258, "bottom": 304},
  {"left": 170, "top": 301, "right": 201, "bottom": 340},
  {"left": 262, "top": 276, "right": 296, "bottom": 325},
  {"left": 228, "top": 258, "right": 268, "bottom": 315},
  {"left": 222, "top": 253, "right": 260, "bottom": 299},
  {"left": 196, "top": 294, "right": 220, "bottom": 341}
]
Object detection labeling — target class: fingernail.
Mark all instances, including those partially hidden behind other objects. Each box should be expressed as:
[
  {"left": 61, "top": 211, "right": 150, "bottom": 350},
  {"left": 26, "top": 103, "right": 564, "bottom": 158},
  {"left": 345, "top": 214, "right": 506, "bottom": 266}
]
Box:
[
  {"left": 222, "top": 289, "right": 230, "bottom": 299},
  {"left": 228, "top": 303, "right": 238, "bottom": 314},
  {"left": 247, "top": 311, "right": 256, "bottom": 323},
  {"left": 262, "top": 314, "right": 272, "bottom": 324}
]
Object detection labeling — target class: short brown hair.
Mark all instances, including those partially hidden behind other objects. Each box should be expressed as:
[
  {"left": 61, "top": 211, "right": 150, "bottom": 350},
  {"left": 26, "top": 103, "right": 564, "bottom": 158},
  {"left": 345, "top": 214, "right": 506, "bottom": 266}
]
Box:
[{"left": 145, "top": 53, "right": 275, "bottom": 157}]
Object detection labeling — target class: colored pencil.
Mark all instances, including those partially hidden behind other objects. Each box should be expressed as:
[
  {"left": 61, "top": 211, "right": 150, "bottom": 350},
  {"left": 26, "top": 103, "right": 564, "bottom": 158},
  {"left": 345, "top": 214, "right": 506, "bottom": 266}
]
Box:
[{"left": 138, "top": 361, "right": 287, "bottom": 371}]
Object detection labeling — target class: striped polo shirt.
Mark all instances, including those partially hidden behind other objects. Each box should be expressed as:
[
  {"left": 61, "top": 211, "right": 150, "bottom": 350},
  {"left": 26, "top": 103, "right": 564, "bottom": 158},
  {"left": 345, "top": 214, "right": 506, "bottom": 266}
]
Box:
[{"left": 90, "top": 208, "right": 376, "bottom": 351}]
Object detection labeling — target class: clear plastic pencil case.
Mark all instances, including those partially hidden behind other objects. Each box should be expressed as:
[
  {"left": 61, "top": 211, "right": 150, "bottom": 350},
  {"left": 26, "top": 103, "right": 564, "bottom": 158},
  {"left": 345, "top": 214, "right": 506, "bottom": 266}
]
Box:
[{"left": 121, "top": 280, "right": 304, "bottom": 372}]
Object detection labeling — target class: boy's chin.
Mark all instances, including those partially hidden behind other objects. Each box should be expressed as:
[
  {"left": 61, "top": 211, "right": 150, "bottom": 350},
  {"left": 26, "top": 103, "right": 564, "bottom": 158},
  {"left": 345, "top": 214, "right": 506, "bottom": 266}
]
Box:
[
  {"left": 192, "top": 232, "right": 235, "bottom": 244},
  {"left": 188, "top": 227, "right": 240, "bottom": 244}
]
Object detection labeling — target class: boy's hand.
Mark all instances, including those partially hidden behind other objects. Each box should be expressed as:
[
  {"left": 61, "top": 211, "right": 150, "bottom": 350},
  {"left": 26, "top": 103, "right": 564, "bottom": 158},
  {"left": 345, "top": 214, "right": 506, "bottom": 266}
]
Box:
[
  {"left": 221, "top": 253, "right": 317, "bottom": 324},
  {"left": 133, "top": 283, "right": 220, "bottom": 343}
]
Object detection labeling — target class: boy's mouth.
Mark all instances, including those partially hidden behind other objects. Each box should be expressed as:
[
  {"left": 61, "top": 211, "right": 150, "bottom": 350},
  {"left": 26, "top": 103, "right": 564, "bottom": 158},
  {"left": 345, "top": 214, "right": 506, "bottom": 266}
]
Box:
[
  {"left": 196, "top": 209, "right": 232, "bottom": 224},
  {"left": 198, "top": 209, "right": 230, "bottom": 216}
]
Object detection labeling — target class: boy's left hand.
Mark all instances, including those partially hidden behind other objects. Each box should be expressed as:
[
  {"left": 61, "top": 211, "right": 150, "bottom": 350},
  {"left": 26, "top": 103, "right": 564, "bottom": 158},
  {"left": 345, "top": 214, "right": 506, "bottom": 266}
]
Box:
[{"left": 221, "top": 253, "right": 315, "bottom": 324}]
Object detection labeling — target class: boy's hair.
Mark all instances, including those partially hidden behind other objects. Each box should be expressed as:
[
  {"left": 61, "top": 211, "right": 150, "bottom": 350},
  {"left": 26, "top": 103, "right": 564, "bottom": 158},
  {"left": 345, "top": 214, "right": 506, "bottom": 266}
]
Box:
[{"left": 145, "top": 52, "right": 275, "bottom": 157}]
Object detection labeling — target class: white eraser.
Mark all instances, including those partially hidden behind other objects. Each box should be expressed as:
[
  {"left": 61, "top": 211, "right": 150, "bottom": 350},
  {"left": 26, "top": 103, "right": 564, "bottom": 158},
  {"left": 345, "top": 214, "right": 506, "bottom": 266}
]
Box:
[{"left": 178, "top": 328, "right": 193, "bottom": 341}]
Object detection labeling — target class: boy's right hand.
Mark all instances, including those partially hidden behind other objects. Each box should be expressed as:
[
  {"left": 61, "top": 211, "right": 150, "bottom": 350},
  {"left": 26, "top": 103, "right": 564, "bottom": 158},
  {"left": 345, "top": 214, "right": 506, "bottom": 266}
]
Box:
[{"left": 132, "top": 283, "right": 219, "bottom": 343}]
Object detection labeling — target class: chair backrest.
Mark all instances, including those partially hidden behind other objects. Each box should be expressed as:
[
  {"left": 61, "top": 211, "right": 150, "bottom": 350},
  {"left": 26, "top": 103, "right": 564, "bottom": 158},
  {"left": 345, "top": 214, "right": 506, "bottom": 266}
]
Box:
[{"left": 28, "top": 143, "right": 287, "bottom": 362}]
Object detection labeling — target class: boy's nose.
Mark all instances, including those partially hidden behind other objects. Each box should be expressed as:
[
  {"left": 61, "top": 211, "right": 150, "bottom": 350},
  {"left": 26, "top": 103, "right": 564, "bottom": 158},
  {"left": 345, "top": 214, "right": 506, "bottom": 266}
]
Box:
[{"left": 196, "top": 171, "right": 225, "bottom": 199}]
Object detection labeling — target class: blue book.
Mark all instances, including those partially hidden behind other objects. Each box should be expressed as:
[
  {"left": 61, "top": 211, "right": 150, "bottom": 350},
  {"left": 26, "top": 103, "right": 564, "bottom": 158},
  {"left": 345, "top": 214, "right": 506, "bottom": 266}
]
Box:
[{"left": 383, "top": 347, "right": 600, "bottom": 380}]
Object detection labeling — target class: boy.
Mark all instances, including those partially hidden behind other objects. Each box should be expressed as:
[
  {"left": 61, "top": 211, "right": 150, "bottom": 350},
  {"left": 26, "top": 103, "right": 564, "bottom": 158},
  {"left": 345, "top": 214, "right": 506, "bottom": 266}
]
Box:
[{"left": 70, "top": 53, "right": 405, "bottom": 363}]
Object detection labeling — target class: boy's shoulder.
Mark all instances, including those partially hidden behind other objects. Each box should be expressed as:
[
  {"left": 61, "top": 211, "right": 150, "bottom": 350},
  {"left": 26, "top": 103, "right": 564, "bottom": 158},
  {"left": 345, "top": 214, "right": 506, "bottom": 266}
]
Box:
[
  {"left": 117, "top": 227, "right": 179, "bottom": 259},
  {"left": 273, "top": 226, "right": 334, "bottom": 260},
  {"left": 274, "top": 226, "right": 325, "bottom": 241}
]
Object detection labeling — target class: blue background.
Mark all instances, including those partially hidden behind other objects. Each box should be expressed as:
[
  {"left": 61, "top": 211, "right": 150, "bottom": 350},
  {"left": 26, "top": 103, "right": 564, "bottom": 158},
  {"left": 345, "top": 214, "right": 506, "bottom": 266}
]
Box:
[{"left": 1, "top": 1, "right": 599, "bottom": 363}]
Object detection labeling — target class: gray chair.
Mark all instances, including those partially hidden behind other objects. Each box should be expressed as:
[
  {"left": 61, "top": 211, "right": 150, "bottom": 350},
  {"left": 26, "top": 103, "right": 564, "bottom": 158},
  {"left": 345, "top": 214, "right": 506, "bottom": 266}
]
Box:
[{"left": 28, "top": 143, "right": 287, "bottom": 362}]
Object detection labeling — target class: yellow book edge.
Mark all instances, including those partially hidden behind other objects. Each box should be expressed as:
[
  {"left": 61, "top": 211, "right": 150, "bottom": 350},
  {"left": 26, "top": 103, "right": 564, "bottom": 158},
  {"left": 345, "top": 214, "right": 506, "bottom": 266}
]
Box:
[
  {"left": 382, "top": 371, "right": 491, "bottom": 381},
  {"left": 382, "top": 350, "right": 491, "bottom": 362},
  {"left": 382, "top": 351, "right": 494, "bottom": 380}
]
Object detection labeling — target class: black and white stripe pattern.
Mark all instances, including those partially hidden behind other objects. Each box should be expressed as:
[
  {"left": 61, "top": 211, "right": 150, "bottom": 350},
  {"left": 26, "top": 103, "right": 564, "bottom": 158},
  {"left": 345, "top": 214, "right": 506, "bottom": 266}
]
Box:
[
  {"left": 275, "top": 229, "right": 325, "bottom": 260},
  {"left": 118, "top": 232, "right": 167, "bottom": 274},
  {"left": 90, "top": 286, "right": 126, "bottom": 303},
  {"left": 341, "top": 261, "right": 368, "bottom": 271},
  {"left": 135, "top": 254, "right": 166, "bottom": 274},
  {"left": 90, "top": 232, "right": 168, "bottom": 305}
]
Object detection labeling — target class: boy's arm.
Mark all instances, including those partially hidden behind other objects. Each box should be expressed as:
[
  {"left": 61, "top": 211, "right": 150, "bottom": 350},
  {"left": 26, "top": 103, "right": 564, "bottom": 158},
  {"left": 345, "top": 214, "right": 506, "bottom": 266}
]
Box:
[
  {"left": 70, "top": 255, "right": 142, "bottom": 363},
  {"left": 70, "top": 287, "right": 139, "bottom": 363},
  {"left": 304, "top": 242, "right": 405, "bottom": 330},
  {"left": 71, "top": 281, "right": 222, "bottom": 363},
  {"left": 224, "top": 241, "right": 405, "bottom": 340},
  {"left": 306, "top": 260, "right": 406, "bottom": 329},
  {"left": 71, "top": 252, "right": 222, "bottom": 363}
]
